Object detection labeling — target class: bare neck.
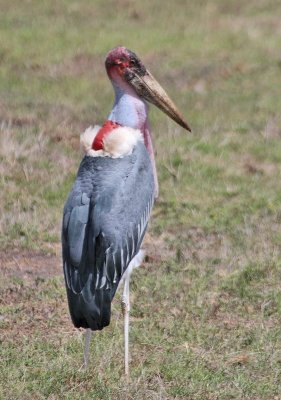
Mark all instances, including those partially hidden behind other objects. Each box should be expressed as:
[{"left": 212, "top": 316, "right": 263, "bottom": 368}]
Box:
[{"left": 108, "top": 83, "right": 148, "bottom": 133}]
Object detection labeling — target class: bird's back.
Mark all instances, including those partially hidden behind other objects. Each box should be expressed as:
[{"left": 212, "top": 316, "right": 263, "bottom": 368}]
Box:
[{"left": 62, "top": 142, "right": 154, "bottom": 330}]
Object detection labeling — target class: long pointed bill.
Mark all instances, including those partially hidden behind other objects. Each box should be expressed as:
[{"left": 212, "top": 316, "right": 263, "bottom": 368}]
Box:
[{"left": 126, "top": 69, "right": 191, "bottom": 132}]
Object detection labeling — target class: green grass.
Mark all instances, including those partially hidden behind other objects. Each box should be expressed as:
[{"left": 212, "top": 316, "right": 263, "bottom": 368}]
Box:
[{"left": 1, "top": 0, "right": 281, "bottom": 398}]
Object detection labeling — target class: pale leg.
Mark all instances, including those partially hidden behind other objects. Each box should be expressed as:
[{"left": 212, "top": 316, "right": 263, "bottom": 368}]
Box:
[
  {"left": 83, "top": 328, "right": 92, "bottom": 369},
  {"left": 121, "top": 274, "right": 130, "bottom": 376}
]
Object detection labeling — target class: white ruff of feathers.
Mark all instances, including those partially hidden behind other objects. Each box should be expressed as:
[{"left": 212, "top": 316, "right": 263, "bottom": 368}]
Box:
[{"left": 80, "top": 125, "right": 144, "bottom": 158}]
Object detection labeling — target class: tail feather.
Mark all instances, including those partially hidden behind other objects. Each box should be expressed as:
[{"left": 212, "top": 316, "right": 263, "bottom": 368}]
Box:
[
  {"left": 67, "top": 286, "right": 112, "bottom": 330},
  {"left": 64, "top": 260, "right": 112, "bottom": 330},
  {"left": 64, "top": 251, "right": 145, "bottom": 331}
]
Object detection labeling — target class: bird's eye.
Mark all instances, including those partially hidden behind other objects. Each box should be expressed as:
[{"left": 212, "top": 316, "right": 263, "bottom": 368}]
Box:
[{"left": 130, "top": 59, "right": 137, "bottom": 67}]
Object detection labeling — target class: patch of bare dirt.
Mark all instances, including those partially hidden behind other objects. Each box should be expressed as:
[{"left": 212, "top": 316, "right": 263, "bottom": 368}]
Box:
[
  {"left": 0, "top": 248, "right": 62, "bottom": 280},
  {"left": 0, "top": 248, "right": 74, "bottom": 341},
  {"left": 143, "top": 232, "right": 175, "bottom": 264}
]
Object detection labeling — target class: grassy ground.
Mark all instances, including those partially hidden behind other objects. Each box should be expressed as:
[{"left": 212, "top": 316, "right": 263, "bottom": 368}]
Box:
[{"left": 1, "top": 0, "right": 281, "bottom": 398}]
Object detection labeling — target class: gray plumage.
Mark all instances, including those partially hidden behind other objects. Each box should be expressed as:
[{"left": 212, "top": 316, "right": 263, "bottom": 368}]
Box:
[{"left": 62, "top": 142, "right": 155, "bottom": 331}]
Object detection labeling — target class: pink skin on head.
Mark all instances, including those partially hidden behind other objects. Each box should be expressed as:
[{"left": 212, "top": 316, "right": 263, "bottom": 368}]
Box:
[
  {"left": 105, "top": 47, "right": 141, "bottom": 100},
  {"left": 105, "top": 47, "right": 130, "bottom": 77}
]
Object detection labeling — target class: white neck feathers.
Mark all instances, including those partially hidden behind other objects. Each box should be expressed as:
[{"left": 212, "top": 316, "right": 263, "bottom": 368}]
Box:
[{"left": 80, "top": 125, "right": 143, "bottom": 158}]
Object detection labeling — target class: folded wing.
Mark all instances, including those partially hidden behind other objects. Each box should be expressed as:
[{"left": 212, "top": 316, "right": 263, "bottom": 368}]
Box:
[{"left": 62, "top": 142, "right": 155, "bottom": 330}]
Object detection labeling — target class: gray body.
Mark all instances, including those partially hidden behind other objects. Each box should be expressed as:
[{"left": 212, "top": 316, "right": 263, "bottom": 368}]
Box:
[{"left": 62, "top": 142, "right": 155, "bottom": 331}]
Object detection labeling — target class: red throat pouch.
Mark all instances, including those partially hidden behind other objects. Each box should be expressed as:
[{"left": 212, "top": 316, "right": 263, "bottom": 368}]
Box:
[{"left": 92, "top": 121, "right": 122, "bottom": 150}]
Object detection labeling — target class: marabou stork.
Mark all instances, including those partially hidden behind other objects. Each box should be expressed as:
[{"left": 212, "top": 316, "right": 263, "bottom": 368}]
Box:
[{"left": 62, "top": 46, "right": 191, "bottom": 374}]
